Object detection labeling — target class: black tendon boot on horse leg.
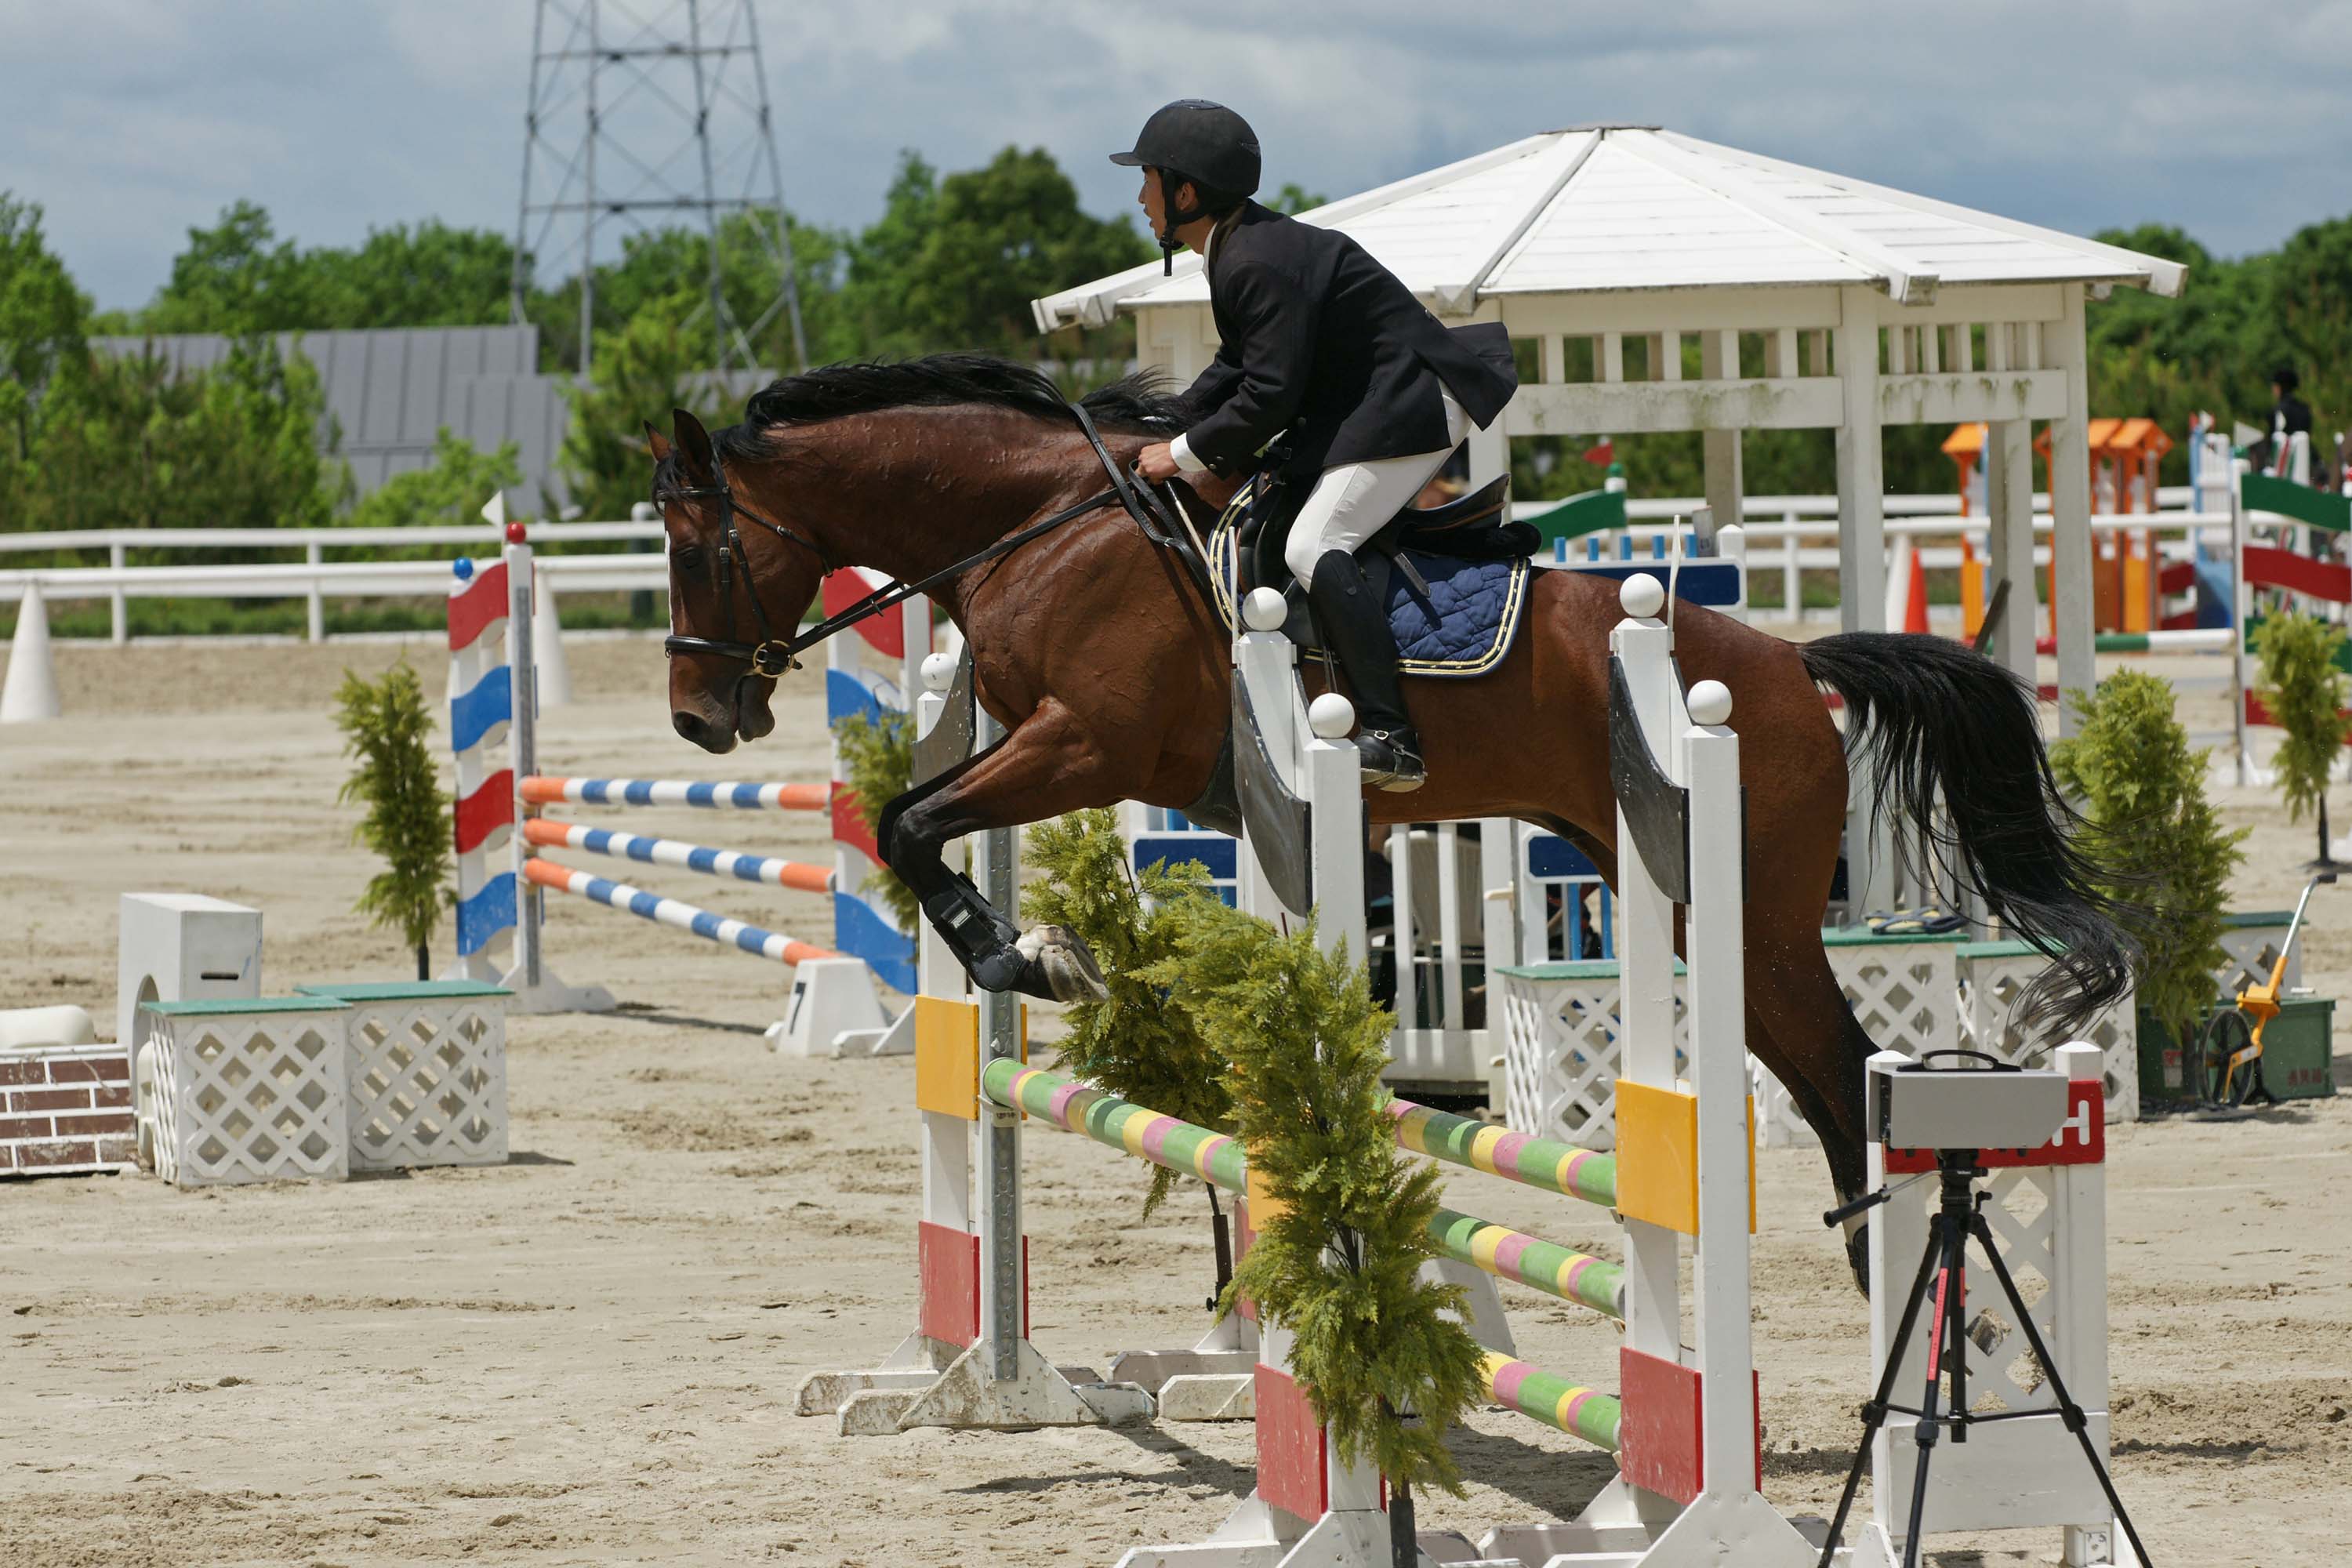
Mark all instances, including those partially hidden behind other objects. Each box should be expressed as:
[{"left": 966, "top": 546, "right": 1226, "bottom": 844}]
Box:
[
  {"left": 1306, "top": 550, "right": 1425, "bottom": 792},
  {"left": 873, "top": 722, "right": 1111, "bottom": 1005}
]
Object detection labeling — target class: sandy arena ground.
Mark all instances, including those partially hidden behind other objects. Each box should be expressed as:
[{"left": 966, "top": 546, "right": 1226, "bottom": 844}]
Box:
[{"left": 2, "top": 628, "right": 2348, "bottom": 1567}]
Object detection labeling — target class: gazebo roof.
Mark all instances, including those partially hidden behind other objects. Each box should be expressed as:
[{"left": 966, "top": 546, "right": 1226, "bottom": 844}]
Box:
[{"left": 1033, "top": 125, "right": 2186, "bottom": 331}]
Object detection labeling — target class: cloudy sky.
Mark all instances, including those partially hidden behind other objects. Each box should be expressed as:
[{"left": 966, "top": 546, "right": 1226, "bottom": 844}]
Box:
[{"left": 5, "top": 0, "right": 2348, "bottom": 311}]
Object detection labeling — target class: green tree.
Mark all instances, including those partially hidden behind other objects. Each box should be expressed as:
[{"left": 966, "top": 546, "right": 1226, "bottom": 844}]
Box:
[
  {"left": 307, "top": 220, "right": 517, "bottom": 329},
  {"left": 841, "top": 148, "right": 1149, "bottom": 363},
  {"left": 334, "top": 662, "right": 451, "bottom": 978},
  {"left": 342, "top": 429, "right": 523, "bottom": 549},
  {"left": 27, "top": 336, "right": 343, "bottom": 535},
  {"left": 0, "top": 194, "right": 91, "bottom": 525},
  {"left": 1151, "top": 899, "right": 1486, "bottom": 1504},
  {"left": 2049, "top": 670, "right": 2245, "bottom": 1043},
  {"left": 1265, "top": 182, "right": 1327, "bottom": 215},
  {"left": 556, "top": 289, "right": 728, "bottom": 521},
  {"left": 527, "top": 209, "right": 851, "bottom": 374},
  {"left": 1022, "top": 809, "right": 1235, "bottom": 1214},
  {"left": 2252, "top": 610, "right": 2350, "bottom": 863},
  {"left": 135, "top": 203, "right": 519, "bottom": 339},
  {"left": 142, "top": 201, "right": 318, "bottom": 336}
]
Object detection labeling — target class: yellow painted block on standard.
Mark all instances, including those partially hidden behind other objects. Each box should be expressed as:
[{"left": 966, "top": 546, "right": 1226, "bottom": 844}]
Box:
[
  {"left": 1246, "top": 1158, "right": 1289, "bottom": 1229},
  {"left": 913, "top": 996, "right": 979, "bottom": 1120},
  {"left": 1615, "top": 1080, "right": 1699, "bottom": 1235}
]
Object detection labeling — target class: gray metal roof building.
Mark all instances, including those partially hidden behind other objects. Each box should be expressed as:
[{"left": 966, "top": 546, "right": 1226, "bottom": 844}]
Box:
[{"left": 93, "top": 324, "right": 572, "bottom": 514}]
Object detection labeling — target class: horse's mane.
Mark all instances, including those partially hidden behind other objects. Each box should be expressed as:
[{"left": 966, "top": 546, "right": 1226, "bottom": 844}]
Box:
[{"left": 709, "top": 352, "right": 1186, "bottom": 466}]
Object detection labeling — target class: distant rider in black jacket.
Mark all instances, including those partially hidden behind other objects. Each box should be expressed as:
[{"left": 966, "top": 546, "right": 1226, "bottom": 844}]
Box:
[{"left": 1122, "top": 100, "right": 1519, "bottom": 792}]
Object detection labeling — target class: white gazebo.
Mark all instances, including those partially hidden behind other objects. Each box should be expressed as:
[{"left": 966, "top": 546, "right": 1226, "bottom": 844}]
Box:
[{"left": 1035, "top": 123, "right": 2183, "bottom": 906}]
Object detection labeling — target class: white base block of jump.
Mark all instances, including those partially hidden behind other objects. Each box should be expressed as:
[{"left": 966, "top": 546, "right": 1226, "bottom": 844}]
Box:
[
  {"left": 493, "top": 961, "right": 615, "bottom": 1015},
  {"left": 118, "top": 894, "right": 264, "bottom": 1054},
  {"left": 767, "top": 957, "right": 901, "bottom": 1058}
]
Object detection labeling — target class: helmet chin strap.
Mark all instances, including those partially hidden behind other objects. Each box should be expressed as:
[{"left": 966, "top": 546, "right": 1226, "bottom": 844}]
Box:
[{"left": 1156, "top": 167, "right": 1204, "bottom": 276}]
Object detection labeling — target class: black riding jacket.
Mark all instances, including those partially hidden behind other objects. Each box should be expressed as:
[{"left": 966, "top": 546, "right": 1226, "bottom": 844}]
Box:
[{"left": 1178, "top": 201, "right": 1518, "bottom": 481}]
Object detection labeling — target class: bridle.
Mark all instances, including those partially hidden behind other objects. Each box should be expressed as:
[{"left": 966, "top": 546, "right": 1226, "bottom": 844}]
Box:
[{"left": 660, "top": 398, "right": 1213, "bottom": 681}]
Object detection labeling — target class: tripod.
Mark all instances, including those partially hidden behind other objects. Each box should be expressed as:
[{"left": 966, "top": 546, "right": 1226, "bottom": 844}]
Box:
[{"left": 1814, "top": 1152, "right": 2154, "bottom": 1568}]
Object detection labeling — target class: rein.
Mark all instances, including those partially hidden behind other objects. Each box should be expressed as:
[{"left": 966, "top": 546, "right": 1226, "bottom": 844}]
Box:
[{"left": 662, "top": 398, "right": 1207, "bottom": 679}]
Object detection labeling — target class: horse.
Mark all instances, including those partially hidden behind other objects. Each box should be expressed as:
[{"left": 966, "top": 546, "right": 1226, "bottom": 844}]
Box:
[{"left": 644, "top": 352, "right": 2137, "bottom": 1240}]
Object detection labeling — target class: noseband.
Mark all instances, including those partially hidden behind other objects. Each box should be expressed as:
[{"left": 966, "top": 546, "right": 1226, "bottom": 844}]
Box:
[{"left": 661, "top": 398, "right": 1210, "bottom": 682}]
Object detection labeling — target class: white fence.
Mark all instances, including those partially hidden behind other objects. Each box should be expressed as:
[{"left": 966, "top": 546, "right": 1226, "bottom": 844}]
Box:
[{"left": 1, "top": 488, "right": 2240, "bottom": 641}]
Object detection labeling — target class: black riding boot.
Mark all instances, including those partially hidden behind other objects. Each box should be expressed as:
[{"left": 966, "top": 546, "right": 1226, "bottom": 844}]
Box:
[{"left": 1305, "top": 549, "right": 1425, "bottom": 792}]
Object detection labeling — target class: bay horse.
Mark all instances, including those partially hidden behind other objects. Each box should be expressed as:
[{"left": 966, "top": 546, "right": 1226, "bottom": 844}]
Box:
[{"left": 645, "top": 354, "right": 2136, "bottom": 1230}]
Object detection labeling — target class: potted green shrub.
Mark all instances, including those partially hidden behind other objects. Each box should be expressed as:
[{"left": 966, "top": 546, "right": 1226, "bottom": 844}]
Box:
[
  {"left": 2049, "top": 670, "right": 2245, "bottom": 1103},
  {"left": 335, "top": 662, "right": 452, "bottom": 979},
  {"left": 2251, "top": 608, "right": 2350, "bottom": 868}
]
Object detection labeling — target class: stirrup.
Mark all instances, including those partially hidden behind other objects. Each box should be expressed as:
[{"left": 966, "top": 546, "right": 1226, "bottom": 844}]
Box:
[{"left": 1357, "top": 728, "right": 1426, "bottom": 793}]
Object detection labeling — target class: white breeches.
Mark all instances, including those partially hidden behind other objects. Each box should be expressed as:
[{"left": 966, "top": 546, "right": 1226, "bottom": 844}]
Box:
[{"left": 1282, "top": 390, "right": 1470, "bottom": 584}]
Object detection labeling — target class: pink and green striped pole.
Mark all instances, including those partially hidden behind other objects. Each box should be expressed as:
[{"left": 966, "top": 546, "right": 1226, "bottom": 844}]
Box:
[
  {"left": 982, "top": 1059, "right": 1247, "bottom": 1195},
  {"left": 1428, "top": 1208, "right": 1624, "bottom": 1320},
  {"left": 1480, "top": 1350, "right": 1621, "bottom": 1452},
  {"left": 1387, "top": 1098, "right": 1618, "bottom": 1210}
]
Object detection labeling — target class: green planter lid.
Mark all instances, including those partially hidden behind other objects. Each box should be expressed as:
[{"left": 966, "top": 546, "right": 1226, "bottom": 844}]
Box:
[
  {"left": 295, "top": 981, "right": 511, "bottom": 1002},
  {"left": 1495, "top": 959, "right": 1686, "bottom": 982}
]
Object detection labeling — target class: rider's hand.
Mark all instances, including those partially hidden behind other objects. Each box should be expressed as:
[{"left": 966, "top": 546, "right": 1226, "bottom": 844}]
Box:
[{"left": 1135, "top": 443, "right": 1181, "bottom": 483}]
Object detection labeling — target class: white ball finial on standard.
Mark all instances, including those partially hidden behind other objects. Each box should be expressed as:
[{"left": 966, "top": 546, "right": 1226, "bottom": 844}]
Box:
[
  {"left": 1243, "top": 587, "right": 1289, "bottom": 632},
  {"left": 1687, "top": 679, "right": 1733, "bottom": 727},
  {"left": 1620, "top": 573, "right": 1665, "bottom": 619},
  {"left": 921, "top": 652, "right": 957, "bottom": 691},
  {"left": 1307, "top": 691, "right": 1357, "bottom": 740}
]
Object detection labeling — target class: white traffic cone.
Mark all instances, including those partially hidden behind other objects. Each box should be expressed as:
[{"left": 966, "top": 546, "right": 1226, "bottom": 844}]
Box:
[
  {"left": 2, "top": 581, "right": 63, "bottom": 724},
  {"left": 532, "top": 561, "right": 573, "bottom": 708}
]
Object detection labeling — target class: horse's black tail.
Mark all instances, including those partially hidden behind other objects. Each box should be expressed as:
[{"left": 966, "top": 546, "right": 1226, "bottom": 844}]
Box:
[{"left": 1798, "top": 631, "right": 2141, "bottom": 1040}]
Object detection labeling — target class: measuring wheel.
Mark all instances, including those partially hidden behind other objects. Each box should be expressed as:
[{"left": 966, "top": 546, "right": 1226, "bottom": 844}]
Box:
[{"left": 2197, "top": 1007, "right": 2262, "bottom": 1106}]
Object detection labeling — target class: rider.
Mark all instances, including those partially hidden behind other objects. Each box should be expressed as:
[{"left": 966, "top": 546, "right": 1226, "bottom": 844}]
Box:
[{"left": 1123, "top": 100, "right": 1518, "bottom": 792}]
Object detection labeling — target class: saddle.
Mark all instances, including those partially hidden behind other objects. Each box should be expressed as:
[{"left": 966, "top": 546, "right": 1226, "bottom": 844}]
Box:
[{"left": 1196, "top": 469, "right": 1537, "bottom": 677}]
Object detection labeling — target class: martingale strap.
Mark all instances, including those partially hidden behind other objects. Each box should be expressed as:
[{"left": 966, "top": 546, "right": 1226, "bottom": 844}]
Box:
[{"left": 663, "top": 397, "right": 1209, "bottom": 676}]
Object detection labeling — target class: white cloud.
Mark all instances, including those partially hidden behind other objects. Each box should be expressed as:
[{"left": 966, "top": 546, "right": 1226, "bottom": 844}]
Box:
[{"left": 1, "top": 0, "right": 2346, "bottom": 310}]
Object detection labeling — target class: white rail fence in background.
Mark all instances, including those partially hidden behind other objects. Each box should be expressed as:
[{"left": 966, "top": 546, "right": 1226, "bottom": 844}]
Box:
[{"left": 0, "top": 488, "right": 2250, "bottom": 641}]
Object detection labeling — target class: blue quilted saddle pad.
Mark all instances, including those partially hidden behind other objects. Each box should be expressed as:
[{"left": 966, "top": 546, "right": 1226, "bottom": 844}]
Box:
[{"left": 1207, "top": 517, "right": 1529, "bottom": 679}]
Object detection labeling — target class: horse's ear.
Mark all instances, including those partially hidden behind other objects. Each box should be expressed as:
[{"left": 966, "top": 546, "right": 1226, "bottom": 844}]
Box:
[
  {"left": 672, "top": 407, "right": 717, "bottom": 481},
  {"left": 644, "top": 421, "right": 672, "bottom": 463}
]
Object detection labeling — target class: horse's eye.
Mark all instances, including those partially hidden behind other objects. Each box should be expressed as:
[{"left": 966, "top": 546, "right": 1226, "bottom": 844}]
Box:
[{"left": 672, "top": 543, "right": 706, "bottom": 572}]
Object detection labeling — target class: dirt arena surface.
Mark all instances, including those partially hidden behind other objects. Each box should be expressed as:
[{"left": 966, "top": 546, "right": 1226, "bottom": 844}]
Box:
[{"left": 4, "top": 630, "right": 2348, "bottom": 1567}]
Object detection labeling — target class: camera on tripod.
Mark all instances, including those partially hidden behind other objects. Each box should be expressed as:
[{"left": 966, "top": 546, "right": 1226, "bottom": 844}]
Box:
[
  {"left": 1813, "top": 1050, "right": 2152, "bottom": 1568},
  {"left": 1867, "top": 1047, "right": 2069, "bottom": 1155}
]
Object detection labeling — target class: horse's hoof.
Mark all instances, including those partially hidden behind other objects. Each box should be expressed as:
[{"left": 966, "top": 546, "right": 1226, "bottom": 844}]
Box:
[{"left": 1015, "top": 925, "right": 1109, "bottom": 1004}]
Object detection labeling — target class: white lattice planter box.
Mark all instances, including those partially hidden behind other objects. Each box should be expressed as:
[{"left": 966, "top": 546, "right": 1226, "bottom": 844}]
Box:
[
  {"left": 136, "top": 997, "right": 351, "bottom": 1187},
  {"left": 2215, "top": 910, "right": 2299, "bottom": 998},
  {"left": 1822, "top": 926, "right": 1965, "bottom": 1058},
  {"left": 296, "top": 981, "right": 510, "bottom": 1170},
  {"left": 1497, "top": 960, "right": 1692, "bottom": 1150},
  {"left": 1956, "top": 939, "right": 2140, "bottom": 1123}
]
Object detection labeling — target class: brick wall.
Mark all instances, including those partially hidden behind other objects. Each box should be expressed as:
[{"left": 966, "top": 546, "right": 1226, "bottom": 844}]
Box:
[{"left": 1, "top": 1044, "right": 136, "bottom": 1176}]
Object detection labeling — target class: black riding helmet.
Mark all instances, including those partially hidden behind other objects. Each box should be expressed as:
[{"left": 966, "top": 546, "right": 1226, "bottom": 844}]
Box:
[{"left": 1112, "top": 100, "right": 1261, "bottom": 273}]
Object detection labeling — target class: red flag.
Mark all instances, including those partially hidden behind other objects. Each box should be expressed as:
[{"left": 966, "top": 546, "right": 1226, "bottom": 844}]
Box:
[{"left": 1581, "top": 438, "right": 1614, "bottom": 466}]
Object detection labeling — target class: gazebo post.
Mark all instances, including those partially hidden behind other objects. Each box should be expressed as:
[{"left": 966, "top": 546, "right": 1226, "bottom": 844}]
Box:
[
  {"left": 1834, "top": 285, "right": 1896, "bottom": 914},
  {"left": 1699, "top": 330, "right": 1744, "bottom": 545},
  {"left": 1985, "top": 418, "right": 2037, "bottom": 687},
  {"left": 2047, "top": 285, "right": 2098, "bottom": 735}
]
